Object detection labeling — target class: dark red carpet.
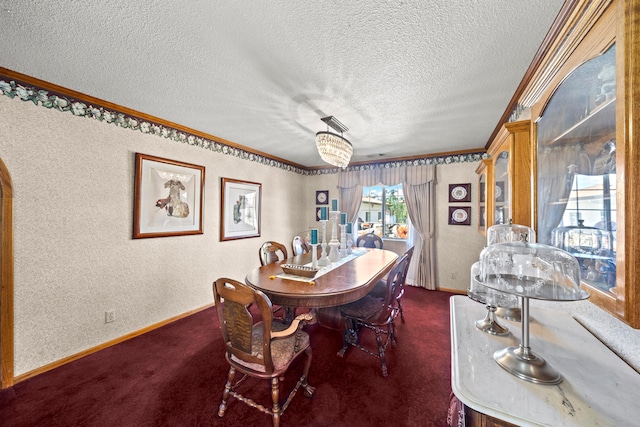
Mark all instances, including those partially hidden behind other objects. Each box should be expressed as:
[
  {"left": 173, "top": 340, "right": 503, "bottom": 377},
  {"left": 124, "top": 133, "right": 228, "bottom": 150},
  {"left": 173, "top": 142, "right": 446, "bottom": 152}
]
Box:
[{"left": 0, "top": 287, "right": 455, "bottom": 427}]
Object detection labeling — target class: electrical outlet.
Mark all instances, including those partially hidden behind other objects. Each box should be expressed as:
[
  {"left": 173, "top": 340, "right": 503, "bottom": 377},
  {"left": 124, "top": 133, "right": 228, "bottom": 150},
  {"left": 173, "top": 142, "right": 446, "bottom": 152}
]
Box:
[
  {"left": 105, "top": 310, "right": 116, "bottom": 323},
  {"left": 451, "top": 272, "right": 457, "bottom": 279}
]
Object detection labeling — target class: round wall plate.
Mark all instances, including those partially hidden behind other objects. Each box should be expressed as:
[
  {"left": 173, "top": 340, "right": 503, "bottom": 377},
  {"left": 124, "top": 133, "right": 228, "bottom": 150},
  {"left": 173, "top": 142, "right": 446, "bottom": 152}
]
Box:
[{"left": 316, "top": 190, "right": 328, "bottom": 205}]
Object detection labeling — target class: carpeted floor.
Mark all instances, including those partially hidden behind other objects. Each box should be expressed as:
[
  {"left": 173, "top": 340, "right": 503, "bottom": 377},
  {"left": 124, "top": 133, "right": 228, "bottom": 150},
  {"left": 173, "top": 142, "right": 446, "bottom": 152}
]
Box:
[{"left": 0, "top": 286, "right": 455, "bottom": 427}]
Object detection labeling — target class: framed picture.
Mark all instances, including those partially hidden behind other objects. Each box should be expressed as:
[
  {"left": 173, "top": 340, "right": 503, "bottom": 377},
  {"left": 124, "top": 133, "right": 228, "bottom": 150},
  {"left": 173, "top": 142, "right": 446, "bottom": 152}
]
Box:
[
  {"left": 220, "top": 178, "right": 261, "bottom": 241},
  {"left": 449, "top": 206, "right": 471, "bottom": 226},
  {"left": 133, "top": 153, "right": 204, "bottom": 239},
  {"left": 449, "top": 183, "right": 471, "bottom": 203},
  {"left": 316, "top": 190, "right": 329, "bottom": 205}
]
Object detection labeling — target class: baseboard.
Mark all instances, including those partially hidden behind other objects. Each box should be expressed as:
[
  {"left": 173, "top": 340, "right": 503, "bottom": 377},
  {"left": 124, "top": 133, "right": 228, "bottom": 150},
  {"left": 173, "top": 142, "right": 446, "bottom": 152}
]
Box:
[
  {"left": 438, "top": 287, "right": 467, "bottom": 295},
  {"left": 12, "top": 303, "right": 215, "bottom": 385}
]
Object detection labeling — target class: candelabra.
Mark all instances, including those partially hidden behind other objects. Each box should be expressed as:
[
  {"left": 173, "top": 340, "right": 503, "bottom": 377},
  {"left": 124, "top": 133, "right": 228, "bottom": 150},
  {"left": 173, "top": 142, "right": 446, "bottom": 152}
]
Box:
[
  {"left": 310, "top": 243, "right": 319, "bottom": 268},
  {"left": 339, "top": 224, "right": 347, "bottom": 258},
  {"left": 328, "top": 211, "right": 340, "bottom": 262},
  {"left": 346, "top": 232, "right": 353, "bottom": 255},
  {"left": 318, "top": 220, "right": 330, "bottom": 266}
]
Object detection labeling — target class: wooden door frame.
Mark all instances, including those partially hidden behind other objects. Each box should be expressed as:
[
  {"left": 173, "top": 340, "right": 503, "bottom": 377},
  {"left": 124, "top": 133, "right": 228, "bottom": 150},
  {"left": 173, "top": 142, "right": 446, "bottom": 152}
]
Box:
[{"left": 0, "top": 157, "right": 14, "bottom": 388}]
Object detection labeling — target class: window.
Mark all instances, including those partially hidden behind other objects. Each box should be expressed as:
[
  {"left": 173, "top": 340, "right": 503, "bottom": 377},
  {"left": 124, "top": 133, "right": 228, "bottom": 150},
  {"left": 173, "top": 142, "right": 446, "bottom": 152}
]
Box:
[
  {"left": 357, "top": 185, "right": 409, "bottom": 239},
  {"left": 556, "top": 172, "right": 616, "bottom": 292},
  {"left": 562, "top": 173, "right": 616, "bottom": 230}
]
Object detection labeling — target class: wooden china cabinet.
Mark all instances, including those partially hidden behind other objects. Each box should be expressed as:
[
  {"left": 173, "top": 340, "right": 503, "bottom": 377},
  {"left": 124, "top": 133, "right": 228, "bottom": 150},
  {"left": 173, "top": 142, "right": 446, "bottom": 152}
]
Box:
[
  {"left": 528, "top": 0, "right": 639, "bottom": 327},
  {"left": 475, "top": 158, "right": 492, "bottom": 235},
  {"left": 484, "top": 120, "right": 533, "bottom": 230},
  {"left": 467, "top": 1, "right": 640, "bottom": 424},
  {"left": 476, "top": 0, "right": 639, "bottom": 329}
]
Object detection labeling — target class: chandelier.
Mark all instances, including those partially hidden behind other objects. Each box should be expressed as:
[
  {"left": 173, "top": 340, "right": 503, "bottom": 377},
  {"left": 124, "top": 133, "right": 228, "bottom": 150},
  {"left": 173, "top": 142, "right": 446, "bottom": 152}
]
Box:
[{"left": 315, "top": 116, "right": 353, "bottom": 168}]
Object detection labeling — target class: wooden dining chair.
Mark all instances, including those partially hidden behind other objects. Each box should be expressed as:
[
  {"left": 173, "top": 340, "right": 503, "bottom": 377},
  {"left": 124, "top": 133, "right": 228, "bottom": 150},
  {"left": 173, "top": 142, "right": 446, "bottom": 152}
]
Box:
[
  {"left": 259, "top": 241, "right": 289, "bottom": 266},
  {"left": 291, "top": 235, "right": 310, "bottom": 256},
  {"left": 213, "top": 278, "right": 314, "bottom": 427},
  {"left": 368, "top": 246, "right": 415, "bottom": 322},
  {"left": 336, "top": 249, "right": 412, "bottom": 377},
  {"left": 356, "top": 233, "right": 384, "bottom": 249}
]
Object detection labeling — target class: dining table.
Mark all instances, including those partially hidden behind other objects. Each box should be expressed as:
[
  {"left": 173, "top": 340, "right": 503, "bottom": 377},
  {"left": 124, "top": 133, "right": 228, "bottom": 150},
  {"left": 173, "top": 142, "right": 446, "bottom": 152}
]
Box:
[{"left": 245, "top": 248, "right": 399, "bottom": 328}]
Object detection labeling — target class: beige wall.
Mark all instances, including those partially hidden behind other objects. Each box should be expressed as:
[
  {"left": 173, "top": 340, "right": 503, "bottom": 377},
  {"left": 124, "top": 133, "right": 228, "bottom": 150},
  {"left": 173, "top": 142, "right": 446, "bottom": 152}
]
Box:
[
  {"left": 0, "top": 94, "right": 485, "bottom": 376},
  {"left": 435, "top": 162, "right": 486, "bottom": 292},
  {"left": 0, "top": 95, "right": 318, "bottom": 375}
]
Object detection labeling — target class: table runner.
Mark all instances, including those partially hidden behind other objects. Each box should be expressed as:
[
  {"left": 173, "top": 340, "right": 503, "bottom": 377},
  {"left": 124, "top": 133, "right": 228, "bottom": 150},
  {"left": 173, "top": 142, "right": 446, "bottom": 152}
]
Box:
[{"left": 275, "top": 249, "right": 369, "bottom": 282}]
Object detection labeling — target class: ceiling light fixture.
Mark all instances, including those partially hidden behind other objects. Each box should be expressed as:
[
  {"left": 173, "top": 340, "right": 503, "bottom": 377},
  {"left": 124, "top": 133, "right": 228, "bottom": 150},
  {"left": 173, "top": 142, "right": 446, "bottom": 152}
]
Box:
[{"left": 315, "top": 116, "right": 353, "bottom": 168}]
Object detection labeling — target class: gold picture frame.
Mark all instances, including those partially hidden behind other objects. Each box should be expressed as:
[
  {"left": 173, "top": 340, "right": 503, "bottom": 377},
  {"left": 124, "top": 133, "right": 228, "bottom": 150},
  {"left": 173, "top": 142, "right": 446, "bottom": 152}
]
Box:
[
  {"left": 133, "top": 153, "right": 205, "bottom": 239},
  {"left": 220, "top": 177, "right": 262, "bottom": 241}
]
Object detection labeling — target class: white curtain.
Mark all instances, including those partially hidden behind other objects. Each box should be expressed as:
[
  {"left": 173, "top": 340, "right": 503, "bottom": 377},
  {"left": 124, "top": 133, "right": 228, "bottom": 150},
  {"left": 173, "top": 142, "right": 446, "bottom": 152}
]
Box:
[{"left": 337, "top": 164, "right": 437, "bottom": 289}]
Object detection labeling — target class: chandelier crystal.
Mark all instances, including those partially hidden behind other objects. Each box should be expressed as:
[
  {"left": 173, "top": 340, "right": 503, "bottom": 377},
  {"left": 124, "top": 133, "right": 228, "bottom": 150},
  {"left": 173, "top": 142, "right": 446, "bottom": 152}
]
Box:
[
  {"left": 315, "top": 116, "right": 353, "bottom": 168},
  {"left": 315, "top": 131, "right": 353, "bottom": 168}
]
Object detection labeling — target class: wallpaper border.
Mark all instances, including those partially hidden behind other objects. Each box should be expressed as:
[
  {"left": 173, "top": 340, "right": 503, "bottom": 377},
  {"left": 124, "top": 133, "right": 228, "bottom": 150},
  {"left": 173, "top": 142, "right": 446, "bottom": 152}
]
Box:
[{"left": 0, "top": 75, "right": 487, "bottom": 175}]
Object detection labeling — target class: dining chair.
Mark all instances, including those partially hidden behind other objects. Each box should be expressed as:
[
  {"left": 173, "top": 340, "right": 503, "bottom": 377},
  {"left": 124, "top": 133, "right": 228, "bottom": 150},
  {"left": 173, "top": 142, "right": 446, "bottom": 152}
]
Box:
[
  {"left": 356, "top": 233, "right": 384, "bottom": 249},
  {"left": 291, "top": 235, "right": 310, "bottom": 256},
  {"left": 259, "top": 241, "right": 289, "bottom": 266},
  {"left": 368, "top": 246, "right": 415, "bottom": 322},
  {"left": 336, "top": 249, "right": 412, "bottom": 377},
  {"left": 213, "top": 277, "right": 315, "bottom": 427}
]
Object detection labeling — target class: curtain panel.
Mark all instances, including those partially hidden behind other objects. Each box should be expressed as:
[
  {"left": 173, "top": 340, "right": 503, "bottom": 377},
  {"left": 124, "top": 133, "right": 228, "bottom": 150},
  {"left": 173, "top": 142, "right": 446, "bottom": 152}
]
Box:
[{"left": 337, "top": 165, "right": 437, "bottom": 289}]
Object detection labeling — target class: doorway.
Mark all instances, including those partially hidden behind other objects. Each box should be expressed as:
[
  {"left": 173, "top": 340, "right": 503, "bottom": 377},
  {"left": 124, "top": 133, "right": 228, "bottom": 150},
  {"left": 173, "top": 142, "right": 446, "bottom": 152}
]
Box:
[{"left": 0, "top": 157, "right": 14, "bottom": 388}]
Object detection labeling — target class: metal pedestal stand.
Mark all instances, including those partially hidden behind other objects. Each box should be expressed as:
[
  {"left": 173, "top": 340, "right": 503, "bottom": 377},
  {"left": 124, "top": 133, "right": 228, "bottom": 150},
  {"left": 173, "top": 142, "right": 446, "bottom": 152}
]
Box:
[
  {"left": 493, "top": 296, "right": 562, "bottom": 385},
  {"left": 475, "top": 304, "right": 509, "bottom": 336}
]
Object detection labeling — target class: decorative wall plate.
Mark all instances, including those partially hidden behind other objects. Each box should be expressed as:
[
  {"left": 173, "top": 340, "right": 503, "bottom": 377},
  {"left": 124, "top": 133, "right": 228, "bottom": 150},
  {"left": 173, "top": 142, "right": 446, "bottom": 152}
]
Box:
[
  {"left": 316, "top": 190, "right": 329, "bottom": 205},
  {"left": 449, "top": 206, "right": 471, "bottom": 225},
  {"left": 449, "top": 183, "right": 471, "bottom": 202}
]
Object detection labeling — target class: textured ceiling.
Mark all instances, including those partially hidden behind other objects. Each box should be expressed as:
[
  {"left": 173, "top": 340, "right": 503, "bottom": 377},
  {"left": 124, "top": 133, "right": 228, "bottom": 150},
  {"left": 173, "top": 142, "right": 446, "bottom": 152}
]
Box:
[{"left": 0, "top": 1, "right": 563, "bottom": 167}]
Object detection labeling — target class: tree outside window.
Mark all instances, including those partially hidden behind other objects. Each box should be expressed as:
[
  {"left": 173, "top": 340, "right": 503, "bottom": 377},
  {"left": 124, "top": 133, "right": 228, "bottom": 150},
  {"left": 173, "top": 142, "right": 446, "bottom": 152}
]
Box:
[{"left": 357, "top": 184, "right": 408, "bottom": 239}]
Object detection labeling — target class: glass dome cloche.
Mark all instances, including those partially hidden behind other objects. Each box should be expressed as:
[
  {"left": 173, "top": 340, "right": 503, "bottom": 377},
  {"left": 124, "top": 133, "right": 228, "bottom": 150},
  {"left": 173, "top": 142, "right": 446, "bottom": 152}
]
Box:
[
  {"left": 487, "top": 222, "right": 536, "bottom": 246},
  {"left": 468, "top": 261, "right": 518, "bottom": 335},
  {"left": 476, "top": 241, "right": 589, "bottom": 385},
  {"left": 478, "top": 242, "right": 589, "bottom": 301}
]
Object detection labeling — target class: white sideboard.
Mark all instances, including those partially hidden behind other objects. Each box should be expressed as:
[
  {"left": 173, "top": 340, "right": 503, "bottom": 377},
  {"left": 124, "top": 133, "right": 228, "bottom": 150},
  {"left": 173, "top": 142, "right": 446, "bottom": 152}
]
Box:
[{"left": 450, "top": 295, "right": 640, "bottom": 426}]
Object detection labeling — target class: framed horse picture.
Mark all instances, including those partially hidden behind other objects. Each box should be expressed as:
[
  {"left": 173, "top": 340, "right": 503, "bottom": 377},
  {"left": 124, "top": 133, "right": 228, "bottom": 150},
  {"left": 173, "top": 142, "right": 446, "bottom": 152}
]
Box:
[{"left": 133, "top": 153, "right": 205, "bottom": 238}]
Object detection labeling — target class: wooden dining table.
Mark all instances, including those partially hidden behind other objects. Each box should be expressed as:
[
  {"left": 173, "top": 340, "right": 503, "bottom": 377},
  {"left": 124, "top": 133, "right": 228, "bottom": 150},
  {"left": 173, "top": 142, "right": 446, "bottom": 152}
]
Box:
[{"left": 245, "top": 248, "right": 398, "bottom": 310}]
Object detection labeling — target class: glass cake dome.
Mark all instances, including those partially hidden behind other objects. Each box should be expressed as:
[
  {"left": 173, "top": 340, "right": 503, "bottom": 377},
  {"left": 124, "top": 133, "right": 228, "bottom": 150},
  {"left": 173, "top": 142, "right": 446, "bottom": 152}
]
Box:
[
  {"left": 468, "top": 261, "right": 518, "bottom": 335},
  {"left": 487, "top": 222, "right": 536, "bottom": 245},
  {"left": 476, "top": 242, "right": 589, "bottom": 385},
  {"left": 477, "top": 242, "right": 589, "bottom": 301},
  {"left": 468, "top": 261, "right": 518, "bottom": 308}
]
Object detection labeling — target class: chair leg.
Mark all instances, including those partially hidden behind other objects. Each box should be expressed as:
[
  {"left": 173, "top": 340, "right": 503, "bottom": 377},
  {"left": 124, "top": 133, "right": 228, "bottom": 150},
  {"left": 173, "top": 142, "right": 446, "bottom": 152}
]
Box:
[
  {"left": 390, "top": 320, "right": 397, "bottom": 348},
  {"left": 397, "top": 298, "right": 405, "bottom": 322},
  {"left": 218, "top": 367, "right": 236, "bottom": 417},
  {"left": 375, "top": 329, "right": 388, "bottom": 377},
  {"left": 337, "top": 318, "right": 358, "bottom": 357},
  {"left": 271, "top": 377, "right": 281, "bottom": 427},
  {"left": 301, "top": 347, "right": 315, "bottom": 397}
]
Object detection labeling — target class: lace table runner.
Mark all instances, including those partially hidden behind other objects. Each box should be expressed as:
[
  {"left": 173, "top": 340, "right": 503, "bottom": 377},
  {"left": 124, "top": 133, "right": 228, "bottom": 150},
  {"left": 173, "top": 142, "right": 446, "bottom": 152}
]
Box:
[{"left": 275, "top": 249, "right": 369, "bottom": 283}]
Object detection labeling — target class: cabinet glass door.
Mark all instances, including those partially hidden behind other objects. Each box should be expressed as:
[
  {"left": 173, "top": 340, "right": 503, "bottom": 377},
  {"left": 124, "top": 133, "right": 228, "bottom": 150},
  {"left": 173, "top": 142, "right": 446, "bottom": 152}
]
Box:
[
  {"left": 494, "top": 151, "right": 509, "bottom": 225},
  {"left": 536, "top": 44, "right": 616, "bottom": 293}
]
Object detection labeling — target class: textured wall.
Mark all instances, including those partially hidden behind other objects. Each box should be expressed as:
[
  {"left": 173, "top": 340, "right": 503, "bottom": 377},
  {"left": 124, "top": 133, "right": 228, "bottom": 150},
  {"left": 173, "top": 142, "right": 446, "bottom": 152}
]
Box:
[
  {"left": 435, "top": 162, "right": 486, "bottom": 292},
  {"left": 0, "top": 95, "right": 312, "bottom": 375},
  {"left": 4, "top": 92, "right": 637, "bottom": 378}
]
